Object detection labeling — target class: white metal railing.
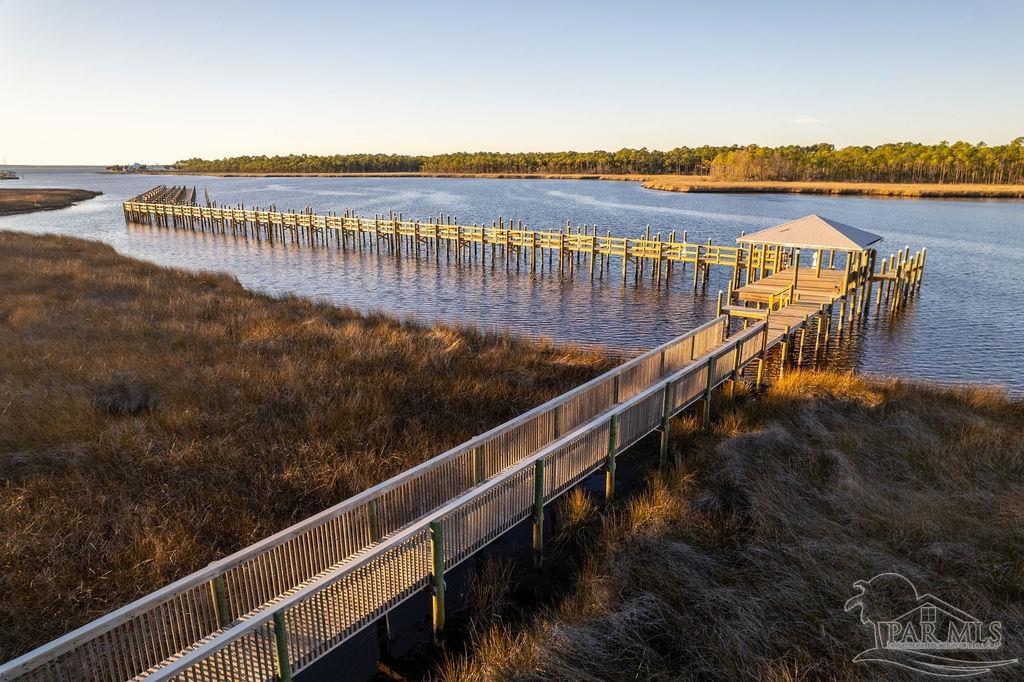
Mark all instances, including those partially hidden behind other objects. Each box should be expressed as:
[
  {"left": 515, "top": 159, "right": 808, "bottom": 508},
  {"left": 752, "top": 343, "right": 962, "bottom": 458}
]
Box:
[
  {"left": 1, "top": 318, "right": 737, "bottom": 681},
  {"left": 147, "top": 321, "right": 770, "bottom": 681}
]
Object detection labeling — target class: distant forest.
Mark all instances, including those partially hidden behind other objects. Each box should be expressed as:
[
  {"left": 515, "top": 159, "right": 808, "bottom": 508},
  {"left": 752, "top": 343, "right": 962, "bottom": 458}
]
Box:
[{"left": 174, "top": 139, "right": 1024, "bottom": 184}]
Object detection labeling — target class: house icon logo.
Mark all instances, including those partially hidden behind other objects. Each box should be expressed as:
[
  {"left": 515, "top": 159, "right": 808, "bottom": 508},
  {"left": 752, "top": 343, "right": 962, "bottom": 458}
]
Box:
[{"left": 845, "top": 573, "right": 1017, "bottom": 677}]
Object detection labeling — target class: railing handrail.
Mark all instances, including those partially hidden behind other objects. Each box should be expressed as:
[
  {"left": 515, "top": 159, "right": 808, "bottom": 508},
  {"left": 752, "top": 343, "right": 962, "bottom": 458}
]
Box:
[
  {"left": 151, "top": 321, "right": 768, "bottom": 679},
  {"left": 0, "top": 314, "right": 728, "bottom": 678},
  {"left": 121, "top": 201, "right": 747, "bottom": 260}
]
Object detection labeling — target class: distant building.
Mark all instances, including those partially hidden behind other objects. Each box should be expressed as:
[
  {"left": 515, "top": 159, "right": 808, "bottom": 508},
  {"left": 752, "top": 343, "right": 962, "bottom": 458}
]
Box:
[{"left": 106, "top": 163, "right": 172, "bottom": 174}]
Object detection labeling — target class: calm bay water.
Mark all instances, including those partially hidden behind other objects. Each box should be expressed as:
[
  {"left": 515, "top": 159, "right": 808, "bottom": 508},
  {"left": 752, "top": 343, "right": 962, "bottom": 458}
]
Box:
[{"left": 3, "top": 166, "right": 1022, "bottom": 392}]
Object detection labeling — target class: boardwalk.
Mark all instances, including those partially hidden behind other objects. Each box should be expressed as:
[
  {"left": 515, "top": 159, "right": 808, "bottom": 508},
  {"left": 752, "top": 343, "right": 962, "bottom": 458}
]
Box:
[
  {"left": 122, "top": 187, "right": 766, "bottom": 288},
  {"left": 0, "top": 200, "right": 925, "bottom": 682}
]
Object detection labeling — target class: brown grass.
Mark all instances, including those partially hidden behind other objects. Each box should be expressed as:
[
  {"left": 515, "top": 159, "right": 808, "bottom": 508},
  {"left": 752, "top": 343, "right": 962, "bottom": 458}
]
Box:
[
  {"left": 438, "top": 372, "right": 1024, "bottom": 680},
  {"left": 0, "top": 189, "right": 102, "bottom": 215},
  {"left": 0, "top": 231, "right": 616, "bottom": 661},
  {"left": 640, "top": 175, "right": 1024, "bottom": 198},
  {"left": 144, "top": 170, "right": 1024, "bottom": 198}
]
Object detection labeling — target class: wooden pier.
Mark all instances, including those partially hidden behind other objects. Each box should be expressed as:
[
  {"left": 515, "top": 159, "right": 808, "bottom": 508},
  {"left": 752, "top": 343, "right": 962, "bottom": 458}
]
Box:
[
  {"left": 121, "top": 189, "right": 924, "bottom": 310},
  {"left": 123, "top": 186, "right": 773, "bottom": 289},
  {"left": 718, "top": 214, "right": 924, "bottom": 378},
  {"left": 0, "top": 198, "right": 926, "bottom": 682}
]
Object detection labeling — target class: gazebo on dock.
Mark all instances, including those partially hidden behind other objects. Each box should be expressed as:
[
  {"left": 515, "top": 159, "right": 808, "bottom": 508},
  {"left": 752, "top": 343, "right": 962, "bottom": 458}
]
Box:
[
  {"left": 733, "top": 214, "right": 882, "bottom": 306},
  {"left": 723, "top": 214, "right": 885, "bottom": 343}
]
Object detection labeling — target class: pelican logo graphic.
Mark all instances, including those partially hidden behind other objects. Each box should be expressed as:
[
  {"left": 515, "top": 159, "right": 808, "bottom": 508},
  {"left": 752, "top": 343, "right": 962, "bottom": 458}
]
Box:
[{"left": 845, "top": 573, "right": 1017, "bottom": 677}]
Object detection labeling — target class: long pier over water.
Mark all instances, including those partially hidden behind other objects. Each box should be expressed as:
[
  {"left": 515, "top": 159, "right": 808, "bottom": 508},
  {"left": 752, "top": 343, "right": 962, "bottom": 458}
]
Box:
[
  {"left": 122, "top": 187, "right": 924, "bottom": 299},
  {"left": 0, "top": 189, "right": 925, "bottom": 681}
]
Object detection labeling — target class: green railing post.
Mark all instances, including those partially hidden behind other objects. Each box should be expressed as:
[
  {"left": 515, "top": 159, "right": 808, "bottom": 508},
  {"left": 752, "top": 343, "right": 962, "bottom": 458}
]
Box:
[
  {"left": 473, "top": 445, "right": 486, "bottom": 484},
  {"left": 272, "top": 610, "right": 292, "bottom": 682},
  {"left": 755, "top": 325, "right": 768, "bottom": 390},
  {"left": 730, "top": 339, "right": 741, "bottom": 397},
  {"left": 605, "top": 414, "right": 618, "bottom": 500},
  {"left": 779, "top": 325, "right": 792, "bottom": 380},
  {"left": 659, "top": 383, "right": 674, "bottom": 469},
  {"left": 532, "top": 460, "right": 545, "bottom": 568},
  {"left": 703, "top": 353, "right": 715, "bottom": 431},
  {"left": 208, "top": 575, "right": 230, "bottom": 629},
  {"left": 429, "top": 520, "right": 446, "bottom": 643},
  {"left": 368, "top": 497, "right": 382, "bottom": 542}
]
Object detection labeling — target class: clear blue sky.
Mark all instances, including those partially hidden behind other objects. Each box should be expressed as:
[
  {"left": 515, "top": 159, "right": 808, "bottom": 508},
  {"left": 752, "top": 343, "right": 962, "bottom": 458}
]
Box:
[{"left": 1, "top": 0, "right": 1021, "bottom": 164}]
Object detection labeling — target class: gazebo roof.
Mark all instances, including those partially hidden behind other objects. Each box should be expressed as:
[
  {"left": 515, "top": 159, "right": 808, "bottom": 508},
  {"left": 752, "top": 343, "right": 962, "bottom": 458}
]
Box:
[{"left": 737, "top": 214, "right": 883, "bottom": 252}]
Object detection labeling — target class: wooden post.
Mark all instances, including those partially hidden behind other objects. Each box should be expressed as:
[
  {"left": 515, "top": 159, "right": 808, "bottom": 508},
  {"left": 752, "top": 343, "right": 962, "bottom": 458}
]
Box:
[
  {"left": 797, "top": 318, "right": 808, "bottom": 366},
  {"left": 848, "top": 264, "right": 859, "bottom": 324},
  {"left": 703, "top": 238, "right": 712, "bottom": 285},
  {"left": 842, "top": 254, "right": 852, "bottom": 297},
  {"left": 876, "top": 259, "right": 887, "bottom": 311},
  {"left": 367, "top": 497, "right": 382, "bottom": 542},
  {"left": 605, "top": 414, "right": 618, "bottom": 500},
  {"left": 590, "top": 233, "right": 597, "bottom": 278},
  {"left": 692, "top": 244, "right": 701, "bottom": 289},
  {"left": 621, "top": 239, "right": 628, "bottom": 285},
  {"left": 430, "top": 520, "right": 445, "bottom": 643},
  {"left": 702, "top": 352, "right": 715, "bottom": 431},
  {"left": 779, "top": 326, "right": 791, "bottom": 380},
  {"left": 532, "top": 460, "right": 545, "bottom": 568},
  {"left": 659, "top": 384, "right": 673, "bottom": 468},
  {"left": 755, "top": 325, "right": 768, "bottom": 390},
  {"left": 272, "top": 611, "right": 292, "bottom": 682},
  {"left": 729, "top": 337, "right": 741, "bottom": 397},
  {"left": 473, "top": 446, "right": 486, "bottom": 484},
  {"left": 814, "top": 306, "right": 824, "bottom": 356},
  {"left": 208, "top": 576, "right": 230, "bottom": 629},
  {"left": 862, "top": 250, "right": 875, "bottom": 318},
  {"left": 915, "top": 247, "right": 927, "bottom": 293}
]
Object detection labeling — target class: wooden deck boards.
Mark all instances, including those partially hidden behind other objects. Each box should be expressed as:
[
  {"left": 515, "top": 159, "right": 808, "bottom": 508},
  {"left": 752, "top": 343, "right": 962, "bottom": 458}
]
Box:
[
  {"left": 735, "top": 268, "right": 844, "bottom": 304},
  {"left": 734, "top": 268, "right": 849, "bottom": 346}
]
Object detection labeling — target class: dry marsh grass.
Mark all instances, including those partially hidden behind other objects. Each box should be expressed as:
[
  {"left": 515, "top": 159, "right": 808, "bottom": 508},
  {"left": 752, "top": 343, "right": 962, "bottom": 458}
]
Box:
[
  {"left": 0, "top": 188, "right": 102, "bottom": 215},
  {"left": 0, "top": 230, "right": 616, "bottom": 661},
  {"left": 439, "top": 372, "right": 1024, "bottom": 680},
  {"left": 640, "top": 175, "right": 1024, "bottom": 198}
]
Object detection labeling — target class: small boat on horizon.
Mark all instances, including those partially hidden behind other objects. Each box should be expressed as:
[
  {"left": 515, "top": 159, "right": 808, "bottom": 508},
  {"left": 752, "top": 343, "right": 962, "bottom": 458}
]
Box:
[{"left": 1, "top": 158, "right": 19, "bottom": 180}]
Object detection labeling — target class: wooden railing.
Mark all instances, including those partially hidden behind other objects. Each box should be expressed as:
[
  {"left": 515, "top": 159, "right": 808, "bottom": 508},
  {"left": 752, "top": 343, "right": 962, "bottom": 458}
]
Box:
[
  {"left": 121, "top": 201, "right": 762, "bottom": 285},
  {"left": 768, "top": 284, "right": 796, "bottom": 311},
  {"left": 148, "top": 322, "right": 770, "bottom": 681},
  {"left": 1, "top": 317, "right": 766, "bottom": 681}
]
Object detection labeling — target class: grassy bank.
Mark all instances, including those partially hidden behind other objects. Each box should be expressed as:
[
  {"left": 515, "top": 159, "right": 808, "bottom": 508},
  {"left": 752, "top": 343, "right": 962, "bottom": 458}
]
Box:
[
  {"left": 136, "top": 169, "right": 1024, "bottom": 198},
  {"left": 0, "top": 231, "right": 615, "bottom": 661},
  {"left": 0, "top": 188, "right": 102, "bottom": 215},
  {"left": 640, "top": 175, "right": 1024, "bottom": 199},
  {"left": 438, "top": 373, "right": 1024, "bottom": 680}
]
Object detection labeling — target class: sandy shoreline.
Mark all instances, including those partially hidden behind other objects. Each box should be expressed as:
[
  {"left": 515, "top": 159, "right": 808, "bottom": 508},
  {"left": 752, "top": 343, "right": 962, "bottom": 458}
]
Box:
[{"left": 123, "top": 170, "right": 1024, "bottom": 199}]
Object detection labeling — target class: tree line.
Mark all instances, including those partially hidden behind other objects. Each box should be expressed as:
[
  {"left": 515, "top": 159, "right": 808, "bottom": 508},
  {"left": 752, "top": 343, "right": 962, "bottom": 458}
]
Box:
[{"left": 173, "top": 139, "right": 1024, "bottom": 184}]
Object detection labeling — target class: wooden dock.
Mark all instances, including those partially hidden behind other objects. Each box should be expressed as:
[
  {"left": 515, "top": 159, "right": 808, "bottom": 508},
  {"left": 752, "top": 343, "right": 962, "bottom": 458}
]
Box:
[
  {"left": 719, "top": 215, "right": 925, "bottom": 377},
  {"left": 122, "top": 186, "right": 780, "bottom": 289},
  {"left": 0, "top": 198, "right": 927, "bottom": 682}
]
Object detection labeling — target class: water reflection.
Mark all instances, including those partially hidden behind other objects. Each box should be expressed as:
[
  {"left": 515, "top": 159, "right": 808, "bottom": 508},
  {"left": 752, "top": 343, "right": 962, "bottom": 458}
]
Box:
[{"left": 3, "top": 168, "right": 1022, "bottom": 392}]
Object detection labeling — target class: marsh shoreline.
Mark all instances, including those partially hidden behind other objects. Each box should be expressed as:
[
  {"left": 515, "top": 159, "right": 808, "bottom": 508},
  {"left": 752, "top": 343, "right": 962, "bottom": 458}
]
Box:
[
  {"left": 0, "top": 188, "right": 102, "bottom": 215},
  {"left": 117, "top": 170, "right": 1024, "bottom": 199}
]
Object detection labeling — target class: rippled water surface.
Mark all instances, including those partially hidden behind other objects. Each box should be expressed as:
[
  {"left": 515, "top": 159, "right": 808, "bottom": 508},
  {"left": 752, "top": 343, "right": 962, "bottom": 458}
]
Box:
[{"left": 3, "top": 167, "right": 1022, "bottom": 392}]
